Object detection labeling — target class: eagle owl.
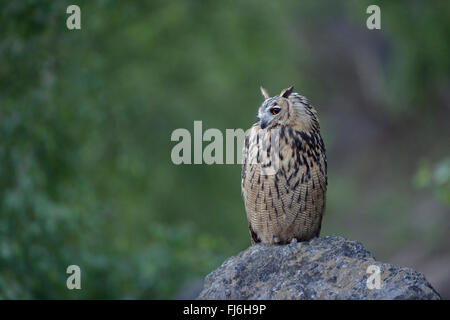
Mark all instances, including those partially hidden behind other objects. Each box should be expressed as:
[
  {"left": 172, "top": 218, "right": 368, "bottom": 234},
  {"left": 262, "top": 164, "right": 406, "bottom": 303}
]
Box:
[{"left": 241, "top": 86, "right": 327, "bottom": 245}]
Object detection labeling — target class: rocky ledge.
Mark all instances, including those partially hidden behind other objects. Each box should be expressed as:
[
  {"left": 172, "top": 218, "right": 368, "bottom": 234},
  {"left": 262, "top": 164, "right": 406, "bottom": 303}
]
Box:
[{"left": 197, "top": 236, "right": 440, "bottom": 300}]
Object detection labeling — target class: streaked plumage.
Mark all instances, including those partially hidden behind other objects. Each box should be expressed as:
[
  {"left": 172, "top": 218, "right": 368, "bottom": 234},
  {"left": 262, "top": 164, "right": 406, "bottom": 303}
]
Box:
[{"left": 241, "top": 86, "right": 327, "bottom": 245}]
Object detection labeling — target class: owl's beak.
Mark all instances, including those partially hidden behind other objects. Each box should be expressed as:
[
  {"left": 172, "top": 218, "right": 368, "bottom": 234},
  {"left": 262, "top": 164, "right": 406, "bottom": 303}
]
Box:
[{"left": 259, "top": 119, "right": 268, "bottom": 129}]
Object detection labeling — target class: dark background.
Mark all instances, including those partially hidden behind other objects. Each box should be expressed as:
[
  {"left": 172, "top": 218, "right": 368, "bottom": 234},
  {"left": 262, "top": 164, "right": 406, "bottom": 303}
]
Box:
[{"left": 0, "top": 0, "right": 449, "bottom": 299}]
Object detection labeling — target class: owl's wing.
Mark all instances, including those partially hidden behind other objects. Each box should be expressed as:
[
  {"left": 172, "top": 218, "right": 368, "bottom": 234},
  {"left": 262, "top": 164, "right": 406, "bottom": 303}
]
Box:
[
  {"left": 241, "top": 123, "right": 258, "bottom": 193},
  {"left": 241, "top": 124, "right": 262, "bottom": 244},
  {"left": 248, "top": 222, "right": 260, "bottom": 244}
]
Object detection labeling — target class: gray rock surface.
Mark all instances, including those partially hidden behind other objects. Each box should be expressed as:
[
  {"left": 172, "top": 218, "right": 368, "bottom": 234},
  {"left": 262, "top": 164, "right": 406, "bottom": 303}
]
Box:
[{"left": 198, "top": 236, "right": 440, "bottom": 300}]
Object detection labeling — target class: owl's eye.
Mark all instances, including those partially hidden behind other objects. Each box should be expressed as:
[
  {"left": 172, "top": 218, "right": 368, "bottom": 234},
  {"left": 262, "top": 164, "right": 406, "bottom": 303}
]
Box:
[{"left": 270, "top": 106, "right": 281, "bottom": 115}]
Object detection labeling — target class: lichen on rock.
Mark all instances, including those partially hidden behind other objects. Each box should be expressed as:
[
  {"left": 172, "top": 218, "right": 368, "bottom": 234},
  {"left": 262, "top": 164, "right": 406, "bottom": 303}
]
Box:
[{"left": 197, "top": 236, "right": 440, "bottom": 300}]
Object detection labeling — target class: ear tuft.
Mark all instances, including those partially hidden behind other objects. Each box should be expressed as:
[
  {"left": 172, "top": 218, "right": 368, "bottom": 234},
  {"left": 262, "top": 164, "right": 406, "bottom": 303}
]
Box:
[
  {"left": 260, "top": 86, "right": 270, "bottom": 100},
  {"left": 280, "top": 85, "right": 294, "bottom": 98}
]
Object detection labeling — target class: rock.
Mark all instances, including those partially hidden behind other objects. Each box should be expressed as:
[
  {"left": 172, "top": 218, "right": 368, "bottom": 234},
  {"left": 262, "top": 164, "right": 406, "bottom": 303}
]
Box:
[{"left": 197, "top": 235, "right": 440, "bottom": 300}]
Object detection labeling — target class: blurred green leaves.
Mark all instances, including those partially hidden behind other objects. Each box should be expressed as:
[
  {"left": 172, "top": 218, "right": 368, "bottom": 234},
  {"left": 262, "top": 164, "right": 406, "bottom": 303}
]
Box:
[{"left": 414, "top": 158, "right": 450, "bottom": 206}]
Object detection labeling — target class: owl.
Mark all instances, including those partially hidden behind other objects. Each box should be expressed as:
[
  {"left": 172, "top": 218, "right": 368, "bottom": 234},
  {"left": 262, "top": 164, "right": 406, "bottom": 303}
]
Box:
[{"left": 241, "top": 85, "right": 327, "bottom": 245}]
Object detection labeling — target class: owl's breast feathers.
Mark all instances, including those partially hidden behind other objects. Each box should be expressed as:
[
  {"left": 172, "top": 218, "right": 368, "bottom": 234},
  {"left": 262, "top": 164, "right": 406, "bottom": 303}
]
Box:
[{"left": 241, "top": 123, "right": 327, "bottom": 244}]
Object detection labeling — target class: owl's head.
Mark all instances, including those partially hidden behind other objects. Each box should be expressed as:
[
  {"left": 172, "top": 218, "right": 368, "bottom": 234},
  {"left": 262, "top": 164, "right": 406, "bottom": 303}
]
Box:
[{"left": 257, "top": 85, "right": 319, "bottom": 131}]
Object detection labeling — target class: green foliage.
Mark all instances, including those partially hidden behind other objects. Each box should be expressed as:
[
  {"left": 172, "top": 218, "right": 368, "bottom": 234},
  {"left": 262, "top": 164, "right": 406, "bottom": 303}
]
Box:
[{"left": 414, "top": 158, "right": 450, "bottom": 206}]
